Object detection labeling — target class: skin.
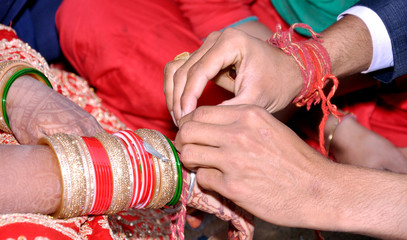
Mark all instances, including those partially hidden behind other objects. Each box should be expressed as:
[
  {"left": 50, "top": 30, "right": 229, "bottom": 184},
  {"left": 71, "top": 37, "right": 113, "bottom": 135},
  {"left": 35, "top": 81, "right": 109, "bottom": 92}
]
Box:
[
  {"left": 165, "top": 14, "right": 407, "bottom": 239},
  {"left": 175, "top": 105, "right": 407, "bottom": 239},
  {"left": 8, "top": 76, "right": 104, "bottom": 144},
  {"left": 164, "top": 15, "right": 372, "bottom": 123},
  {"left": 0, "top": 75, "right": 104, "bottom": 214},
  {"left": 328, "top": 115, "right": 407, "bottom": 172}
]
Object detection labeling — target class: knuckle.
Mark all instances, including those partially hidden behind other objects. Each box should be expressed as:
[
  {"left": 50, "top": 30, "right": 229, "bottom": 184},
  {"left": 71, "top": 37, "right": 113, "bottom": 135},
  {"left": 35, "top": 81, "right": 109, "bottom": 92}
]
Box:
[
  {"left": 190, "top": 106, "right": 208, "bottom": 121},
  {"left": 165, "top": 61, "right": 180, "bottom": 76},
  {"left": 223, "top": 178, "right": 241, "bottom": 197},
  {"left": 241, "top": 105, "right": 264, "bottom": 121},
  {"left": 205, "top": 31, "right": 221, "bottom": 41},
  {"left": 173, "top": 67, "right": 187, "bottom": 83},
  {"left": 177, "top": 121, "right": 194, "bottom": 141},
  {"left": 179, "top": 144, "right": 194, "bottom": 166}
]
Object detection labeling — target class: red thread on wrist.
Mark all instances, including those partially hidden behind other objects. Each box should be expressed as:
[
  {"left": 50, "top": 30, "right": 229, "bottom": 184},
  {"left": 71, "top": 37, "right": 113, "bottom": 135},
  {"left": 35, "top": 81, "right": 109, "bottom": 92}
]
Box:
[{"left": 268, "top": 23, "right": 343, "bottom": 156}]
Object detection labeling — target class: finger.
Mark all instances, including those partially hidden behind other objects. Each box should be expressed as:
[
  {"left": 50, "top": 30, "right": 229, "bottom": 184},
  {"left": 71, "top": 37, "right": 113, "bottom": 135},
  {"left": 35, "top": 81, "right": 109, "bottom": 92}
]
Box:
[
  {"left": 172, "top": 32, "right": 222, "bottom": 120},
  {"left": 211, "top": 66, "right": 236, "bottom": 93},
  {"left": 178, "top": 105, "right": 249, "bottom": 128},
  {"left": 164, "top": 59, "right": 187, "bottom": 126},
  {"left": 195, "top": 167, "right": 224, "bottom": 193},
  {"left": 182, "top": 29, "right": 246, "bottom": 115},
  {"left": 179, "top": 142, "right": 226, "bottom": 170}
]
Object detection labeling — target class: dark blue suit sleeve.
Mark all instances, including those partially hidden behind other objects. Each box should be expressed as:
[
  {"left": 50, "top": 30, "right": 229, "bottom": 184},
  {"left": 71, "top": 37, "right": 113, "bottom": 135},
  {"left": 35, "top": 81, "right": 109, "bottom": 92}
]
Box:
[{"left": 355, "top": 0, "right": 407, "bottom": 83}]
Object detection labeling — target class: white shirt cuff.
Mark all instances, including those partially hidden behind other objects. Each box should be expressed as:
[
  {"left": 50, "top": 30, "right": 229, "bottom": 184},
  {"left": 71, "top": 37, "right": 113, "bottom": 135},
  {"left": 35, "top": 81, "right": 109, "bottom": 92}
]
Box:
[{"left": 338, "top": 6, "right": 394, "bottom": 73}]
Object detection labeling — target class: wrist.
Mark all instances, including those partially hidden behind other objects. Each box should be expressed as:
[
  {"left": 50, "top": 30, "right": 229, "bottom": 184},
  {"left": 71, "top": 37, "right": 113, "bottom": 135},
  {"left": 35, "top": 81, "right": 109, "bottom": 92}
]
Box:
[
  {"left": 324, "top": 112, "right": 356, "bottom": 156},
  {"left": 7, "top": 76, "right": 54, "bottom": 134},
  {"left": 321, "top": 15, "right": 373, "bottom": 77}
]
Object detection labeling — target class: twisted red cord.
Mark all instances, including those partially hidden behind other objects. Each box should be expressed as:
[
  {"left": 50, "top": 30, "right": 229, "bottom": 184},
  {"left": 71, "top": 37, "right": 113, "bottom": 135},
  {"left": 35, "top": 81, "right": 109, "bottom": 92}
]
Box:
[{"left": 268, "top": 23, "right": 343, "bottom": 156}]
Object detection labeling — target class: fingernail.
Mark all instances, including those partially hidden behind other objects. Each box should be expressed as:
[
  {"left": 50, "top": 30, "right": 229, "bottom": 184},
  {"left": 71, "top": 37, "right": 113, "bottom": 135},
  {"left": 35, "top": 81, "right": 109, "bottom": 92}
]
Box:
[
  {"left": 170, "top": 111, "right": 178, "bottom": 127},
  {"left": 181, "top": 110, "right": 185, "bottom": 118}
]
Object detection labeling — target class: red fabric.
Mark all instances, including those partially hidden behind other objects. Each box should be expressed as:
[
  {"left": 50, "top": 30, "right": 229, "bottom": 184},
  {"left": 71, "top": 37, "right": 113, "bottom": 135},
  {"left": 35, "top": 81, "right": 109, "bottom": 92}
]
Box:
[
  {"left": 342, "top": 90, "right": 407, "bottom": 147},
  {"left": 175, "top": 0, "right": 255, "bottom": 39},
  {"left": 56, "top": 0, "right": 233, "bottom": 139},
  {"left": 250, "top": 0, "right": 290, "bottom": 33},
  {"left": 56, "top": 0, "right": 407, "bottom": 150},
  {"left": 0, "top": 222, "right": 75, "bottom": 240},
  {"left": 56, "top": 0, "right": 301, "bottom": 140},
  {"left": 0, "top": 26, "right": 183, "bottom": 239}
]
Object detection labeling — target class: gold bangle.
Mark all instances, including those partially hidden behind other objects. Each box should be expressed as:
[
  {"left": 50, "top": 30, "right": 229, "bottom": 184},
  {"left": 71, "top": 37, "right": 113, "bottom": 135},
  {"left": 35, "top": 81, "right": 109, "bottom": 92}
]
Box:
[
  {"left": 135, "top": 129, "right": 176, "bottom": 208},
  {"left": 154, "top": 130, "right": 178, "bottom": 206},
  {"left": 95, "top": 132, "right": 133, "bottom": 214},
  {"left": 38, "top": 133, "right": 86, "bottom": 218},
  {"left": 71, "top": 134, "right": 96, "bottom": 215}
]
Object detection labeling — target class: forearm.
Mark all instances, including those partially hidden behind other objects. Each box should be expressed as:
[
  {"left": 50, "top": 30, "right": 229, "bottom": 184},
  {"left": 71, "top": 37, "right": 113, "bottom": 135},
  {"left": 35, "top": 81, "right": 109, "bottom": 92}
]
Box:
[
  {"left": 321, "top": 15, "right": 373, "bottom": 78},
  {"left": 238, "top": 14, "right": 373, "bottom": 79},
  {"left": 309, "top": 161, "right": 407, "bottom": 239},
  {"left": 0, "top": 145, "right": 61, "bottom": 215}
]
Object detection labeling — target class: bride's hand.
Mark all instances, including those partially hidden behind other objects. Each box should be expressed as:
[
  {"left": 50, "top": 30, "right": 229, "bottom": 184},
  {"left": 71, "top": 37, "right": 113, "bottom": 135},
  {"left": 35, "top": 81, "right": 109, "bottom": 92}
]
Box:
[
  {"left": 6, "top": 75, "right": 104, "bottom": 144},
  {"left": 331, "top": 116, "right": 407, "bottom": 173}
]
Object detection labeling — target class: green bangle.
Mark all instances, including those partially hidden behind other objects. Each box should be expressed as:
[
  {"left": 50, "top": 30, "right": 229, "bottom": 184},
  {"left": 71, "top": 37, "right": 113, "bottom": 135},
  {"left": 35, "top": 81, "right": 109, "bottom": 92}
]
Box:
[
  {"left": 165, "top": 135, "right": 183, "bottom": 206},
  {"left": 2, "top": 68, "right": 53, "bottom": 130}
]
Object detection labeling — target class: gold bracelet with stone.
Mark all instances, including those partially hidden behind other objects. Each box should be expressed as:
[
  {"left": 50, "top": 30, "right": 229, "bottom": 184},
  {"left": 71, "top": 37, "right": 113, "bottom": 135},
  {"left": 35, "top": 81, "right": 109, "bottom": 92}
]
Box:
[
  {"left": 38, "top": 133, "right": 87, "bottom": 219},
  {"left": 0, "top": 60, "right": 52, "bottom": 132},
  {"left": 135, "top": 129, "right": 176, "bottom": 208},
  {"left": 95, "top": 131, "right": 133, "bottom": 214}
]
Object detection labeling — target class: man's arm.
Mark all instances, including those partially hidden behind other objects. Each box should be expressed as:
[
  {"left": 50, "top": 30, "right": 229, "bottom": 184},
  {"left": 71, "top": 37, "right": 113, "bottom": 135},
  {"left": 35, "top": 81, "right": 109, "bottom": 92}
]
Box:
[{"left": 354, "top": 0, "right": 407, "bottom": 81}]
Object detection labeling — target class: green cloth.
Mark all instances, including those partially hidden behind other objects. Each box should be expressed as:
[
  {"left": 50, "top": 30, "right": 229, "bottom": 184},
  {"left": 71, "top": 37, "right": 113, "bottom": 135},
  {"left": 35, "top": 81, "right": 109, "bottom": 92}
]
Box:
[{"left": 270, "top": 0, "right": 359, "bottom": 36}]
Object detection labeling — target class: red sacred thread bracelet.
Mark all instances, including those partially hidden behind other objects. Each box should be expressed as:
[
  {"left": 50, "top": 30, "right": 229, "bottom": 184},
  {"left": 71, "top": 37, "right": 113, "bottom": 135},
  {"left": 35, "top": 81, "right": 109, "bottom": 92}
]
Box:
[{"left": 268, "top": 23, "right": 343, "bottom": 156}]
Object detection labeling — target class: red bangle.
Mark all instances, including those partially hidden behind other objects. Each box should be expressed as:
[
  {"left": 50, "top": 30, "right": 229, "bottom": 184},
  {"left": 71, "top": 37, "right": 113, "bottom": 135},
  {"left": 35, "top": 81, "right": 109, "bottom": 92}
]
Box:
[
  {"left": 130, "top": 131, "right": 149, "bottom": 208},
  {"left": 83, "top": 137, "right": 113, "bottom": 215},
  {"left": 113, "top": 131, "right": 140, "bottom": 208},
  {"left": 125, "top": 131, "right": 145, "bottom": 208},
  {"left": 130, "top": 131, "right": 154, "bottom": 208}
]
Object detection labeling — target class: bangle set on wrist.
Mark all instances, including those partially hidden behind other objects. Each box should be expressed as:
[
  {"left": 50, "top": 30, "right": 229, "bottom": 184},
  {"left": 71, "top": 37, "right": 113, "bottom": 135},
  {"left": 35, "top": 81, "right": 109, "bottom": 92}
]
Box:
[
  {"left": 0, "top": 60, "right": 53, "bottom": 133},
  {"left": 39, "top": 129, "right": 183, "bottom": 219}
]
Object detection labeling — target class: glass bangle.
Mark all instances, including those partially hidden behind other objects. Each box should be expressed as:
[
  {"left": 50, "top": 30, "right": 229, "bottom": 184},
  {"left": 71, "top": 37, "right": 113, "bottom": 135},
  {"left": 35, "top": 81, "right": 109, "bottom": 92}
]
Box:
[
  {"left": 2, "top": 68, "right": 53, "bottom": 129},
  {"left": 129, "top": 131, "right": 147, "bottom": 208},
  {"left": 135, "top": 133, "right": 154, "bottom": 208},
  {"left": 165, "top": 136, "right": 182, "bottom": 206}
]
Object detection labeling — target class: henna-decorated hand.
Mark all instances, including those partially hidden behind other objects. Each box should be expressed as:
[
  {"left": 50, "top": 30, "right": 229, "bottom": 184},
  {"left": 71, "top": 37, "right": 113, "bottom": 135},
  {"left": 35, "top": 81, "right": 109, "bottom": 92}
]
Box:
[{"left": 6, "top": 76, "right": 104, "bottom": 144}]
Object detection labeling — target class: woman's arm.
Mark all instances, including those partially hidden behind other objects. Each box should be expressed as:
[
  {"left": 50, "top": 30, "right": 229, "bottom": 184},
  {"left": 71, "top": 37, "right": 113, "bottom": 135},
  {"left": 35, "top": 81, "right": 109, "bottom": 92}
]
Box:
[{"left": 0, "top": 144, "right": 61, "bottom": 214}]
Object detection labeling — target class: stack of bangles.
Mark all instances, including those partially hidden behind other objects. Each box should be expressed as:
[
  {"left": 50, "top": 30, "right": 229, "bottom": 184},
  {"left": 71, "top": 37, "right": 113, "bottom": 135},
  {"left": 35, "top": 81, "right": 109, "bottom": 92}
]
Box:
[
  {"left": 39, "top": 129, "right": 183, "bottom": 219},
  {"left": 0, "top": 60, "right": 53, "bottom": 133}
]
